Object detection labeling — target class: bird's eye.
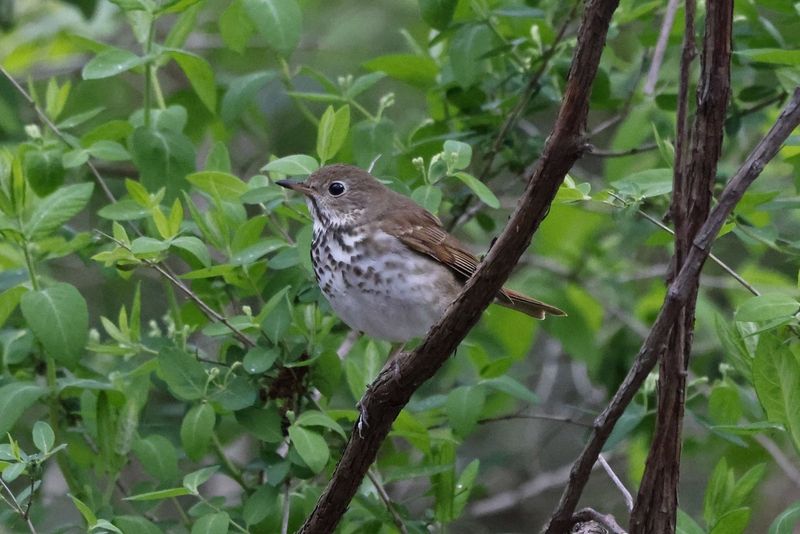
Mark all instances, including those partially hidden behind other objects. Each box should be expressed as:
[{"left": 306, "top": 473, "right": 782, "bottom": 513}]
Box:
[{"left": 328, "top": 181, "right": 346, "bottom": 196}]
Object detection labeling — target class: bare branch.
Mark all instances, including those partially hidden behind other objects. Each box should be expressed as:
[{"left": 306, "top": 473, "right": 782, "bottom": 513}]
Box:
[
  {"left": 644, "top": 0, "right": 682, "bottom": 95},
  {"left": 598, "top": 454, "right": 633, "bottom": 512},
  {"left": 367, "top": 470, "right": 408, "bottom": 534},
  {"left": 543, "top": 86, "right": 800, "bottom": 533}
]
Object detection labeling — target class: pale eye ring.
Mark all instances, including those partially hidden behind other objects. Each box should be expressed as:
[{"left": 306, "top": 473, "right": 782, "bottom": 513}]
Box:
[{"left": 328, "top": 181, "right": 346, "bottom": 196}]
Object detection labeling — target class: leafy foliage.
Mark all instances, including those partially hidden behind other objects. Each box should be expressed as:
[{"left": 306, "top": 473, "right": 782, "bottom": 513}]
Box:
[{"left": 0, "top": 0, "right": 798, "bottom": 532}]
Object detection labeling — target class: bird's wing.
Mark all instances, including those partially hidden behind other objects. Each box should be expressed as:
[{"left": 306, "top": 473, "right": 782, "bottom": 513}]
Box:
[
  {"left": 383, "top": 207, "right": 480, "bottom": 281},
  {"left": 382, "top": 204, "right": 566, "bottom": 318}
]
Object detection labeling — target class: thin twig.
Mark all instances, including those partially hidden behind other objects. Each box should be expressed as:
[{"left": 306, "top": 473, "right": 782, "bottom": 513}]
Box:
[
  {"left": 469, "top": 460, "right": 606, "bottom": 517},
  {"left": 644, "top": 0, "right": 681, "bottom": 95},
  {"left": 597, "top": 454, "right": 633, "bottom": 512},
  {"left": 211, "top": 434, "right": 248, "bottom": 489},
  {"left": 479, "top": 411, "right": 593, "bottom": 428},
  {"left": 281, "top": 481, "right": 291, "bottom": 534},
  {"left": 754, "top": 435, "right": 800, "bottom": 488},
  {"left": 607, "top": 193, "right": 760, "bottom": 297},
  {"left": 367, "top": 470, "right": 408, "bottom": 534},
  {"left": 0, "top": 477, "right": 37, "bottom": 534},
  {"left": 585, "top": 143, "right": 658, "bottom": 158}
]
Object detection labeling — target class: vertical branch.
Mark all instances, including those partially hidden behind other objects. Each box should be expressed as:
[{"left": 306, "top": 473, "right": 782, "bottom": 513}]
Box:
[{"left": 630, "top": 0, "right": 733, "bottom": 530}]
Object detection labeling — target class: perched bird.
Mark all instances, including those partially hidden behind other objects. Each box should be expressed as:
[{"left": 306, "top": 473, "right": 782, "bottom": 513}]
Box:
[{"left": 277, "top": 164, "right": 565, "bottom": 343}]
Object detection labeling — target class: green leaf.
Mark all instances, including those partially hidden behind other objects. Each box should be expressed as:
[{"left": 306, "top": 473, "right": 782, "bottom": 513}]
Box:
[
  {"left": 736, "top": 294, "right": 799, "bottom": 322},
  {"left": 82, "top": 48, "right": 149, "bottom": 80},
  {"left": 172, "top": 236, "right": 212, "bottom": 267},
  {"left": 294, "top": 410, "right": 346, "bottom": 439},
  {"left": 352, "top": 118, "right": 396, "bottom": 174},
  {"left": 130, "top": 126, "right": 195, "bottom": 201},
  {"left": 446, "top": 386, "right": 485, "bottom": 437},
  {"left": 243, "top": 0, "right": 302, "bottom": 56},
  {"left": 187, "top": 171, "right": 248, "bottom": 200},
  {"left": 132, "top": 435, "right": 179, "bottom": 483},
  {"left": 0, "top": 382, "right": 48, "bottom": 436},
  {"left": 411, "top": 185, "right": 442, "bottom": 214},
  {"left": 443, "top": 140, "right": 472, "bottom": 170},
  {"left": 209, "top": 376, "right": 257, "bottom": 411},
  {"left": 183, "top": 465, "right": 220, "bottom": 494},
  {"left": 419, "top": 0, "right": 458, "bottom": 29},
  {"left": 243, "top": 485, "right": 279, "bottom": 525},
  {"left": 363, "top": 54, "right": 438, "bottom": 88},
  {"left": 710, "top": 507, "right": 751, "bottom": 534},
  {"left": 20, "top": 283, "right": 88, "bottom": 368},
  {"left": 611, "top": 168, "right": 673, "bottom": 198},
  {"left": 453, "top": 172, "right": 500, "bottom": 209},
  {"left": 69, "top": 494, "right": 97, "bottom": 526},
  {"left": 753, "top": 334, "right": 800, "bottom": 452},
  {"left": 344, "top": 72, "right": 386, "bottom": 98},
  {"left": 243, "top": 346, "right": 279, "bottom": 374},
  {"left": 168, "top": 50, "right": 217, "bottom": 112},
  {"left": 316, "top": 105, "right": 350, "bottom": 164},
  {"left": 677, "top": 509, "right": 705, "bottom": 534},
  {"left": 87, "top": 140, "right": 130, "bottom": 161},
  {"left": 736, "top": 49, "right": 800, "bottom": 66},
  {"left": 450, "top": 24, "right": 496, "bottom": 88},
  {"left": 158, "top": 347, "right": 208, "bottom": 401},
  {"left": 191, "top": 512, "right": 230, "bottom": 534},
  {"left": 24, "top": 182, "right": 94, "bottom": 239},
  {"left": 113, "top": 516, "right": 162, "bottom": 534},
  {"left": 221, "top": 71, "right": 275, "bottom": 123},
  {"left": 235, "top": 405, "right": 283, "bottom": 442},
  {"left": 0, "top": 285, "right": 27, "bottom": 328},
  {"left": 32, "top": 421, "right": 55, "bottom": 454},
  {"left": 288, "top": 424, "right": 329, "bottom": 473},
  {"left": 704, "top": 457, "right": 729, "bottom": 527},
  {"left": 263, "top": 154, "right": 319, "bottom": 176},
  {"left": 123, "top": 487, "right": 191, "bottom": 501},
  {"left": 180, "top": 403, "right": 216, "bottom": 461},
  {"left": 24, "top": 147, "right": 65, "bottom": 196},
  {"left": 453, "top": 459, "right": 479, "bottom": 517},
  {"left": 220, "top": 0, "right": 255, "bottom": 53},
  {"left": 769, "top": 501, "right": 800, "bottom": 534},
  {"left": 260, "top": 291, "right": 292, "bottom": 343}
]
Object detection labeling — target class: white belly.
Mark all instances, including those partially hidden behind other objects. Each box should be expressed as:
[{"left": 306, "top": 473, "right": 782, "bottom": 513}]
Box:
[{"left": 311, "top": 225, "right": 459, "bottom": 342}]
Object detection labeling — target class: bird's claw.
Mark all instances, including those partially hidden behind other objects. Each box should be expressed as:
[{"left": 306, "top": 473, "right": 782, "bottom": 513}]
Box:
[{"left": 356, "top": 399, "right": 368, "bottom": 438}]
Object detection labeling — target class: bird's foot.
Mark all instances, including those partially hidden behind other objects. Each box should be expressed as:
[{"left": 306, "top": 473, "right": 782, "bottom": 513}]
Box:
[{"left": 356, "top": 399, "right": 369, "bottom": 438}]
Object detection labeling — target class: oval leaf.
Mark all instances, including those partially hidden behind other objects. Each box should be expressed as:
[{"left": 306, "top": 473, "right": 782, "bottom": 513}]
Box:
[{"left": 20, "top": 283, "right": 88, "bottom": 368}]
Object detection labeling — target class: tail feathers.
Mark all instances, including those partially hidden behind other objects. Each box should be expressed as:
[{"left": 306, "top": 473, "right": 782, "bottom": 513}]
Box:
[{"left": 496, "top": 288, "right": 567, "bottom": 319}]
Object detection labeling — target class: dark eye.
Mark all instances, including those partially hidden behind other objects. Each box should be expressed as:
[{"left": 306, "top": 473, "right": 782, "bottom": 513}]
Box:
[{"left": 328, "top": 181, "right": 345, "bottom": 196}]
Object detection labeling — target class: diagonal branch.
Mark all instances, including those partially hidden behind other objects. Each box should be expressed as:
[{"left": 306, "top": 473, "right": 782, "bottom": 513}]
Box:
[
  {"left": 543, "top": 85, "right": 800, "bottom": 534},
  {"left": 297, "top": 0, "right": 622, "bottom": 531}
]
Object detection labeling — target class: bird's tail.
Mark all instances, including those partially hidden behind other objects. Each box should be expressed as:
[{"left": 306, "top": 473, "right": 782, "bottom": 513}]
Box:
[{"left": 496, "top": 288, "right": 567, "bottom": 319}]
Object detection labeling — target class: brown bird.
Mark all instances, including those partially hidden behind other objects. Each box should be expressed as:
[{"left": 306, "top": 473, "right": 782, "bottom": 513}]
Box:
[{"left": 277, "top": 164, "right": 565, "bottom": 343}]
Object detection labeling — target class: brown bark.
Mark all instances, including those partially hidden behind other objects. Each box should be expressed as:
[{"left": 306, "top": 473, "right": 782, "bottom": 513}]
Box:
[{"left": 629, "top": 0, "right": 733, "bottom": 531}]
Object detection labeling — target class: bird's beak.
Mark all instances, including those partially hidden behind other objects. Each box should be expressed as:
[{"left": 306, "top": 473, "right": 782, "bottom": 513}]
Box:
[{"left": 276, "top": 179, "right": 313, "bottom": 196}]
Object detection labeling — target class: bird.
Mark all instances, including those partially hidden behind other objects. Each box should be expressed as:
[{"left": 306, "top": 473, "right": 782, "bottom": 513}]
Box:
[{"left": 276, "top": 164, "right": 565, "bottom": 343}]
